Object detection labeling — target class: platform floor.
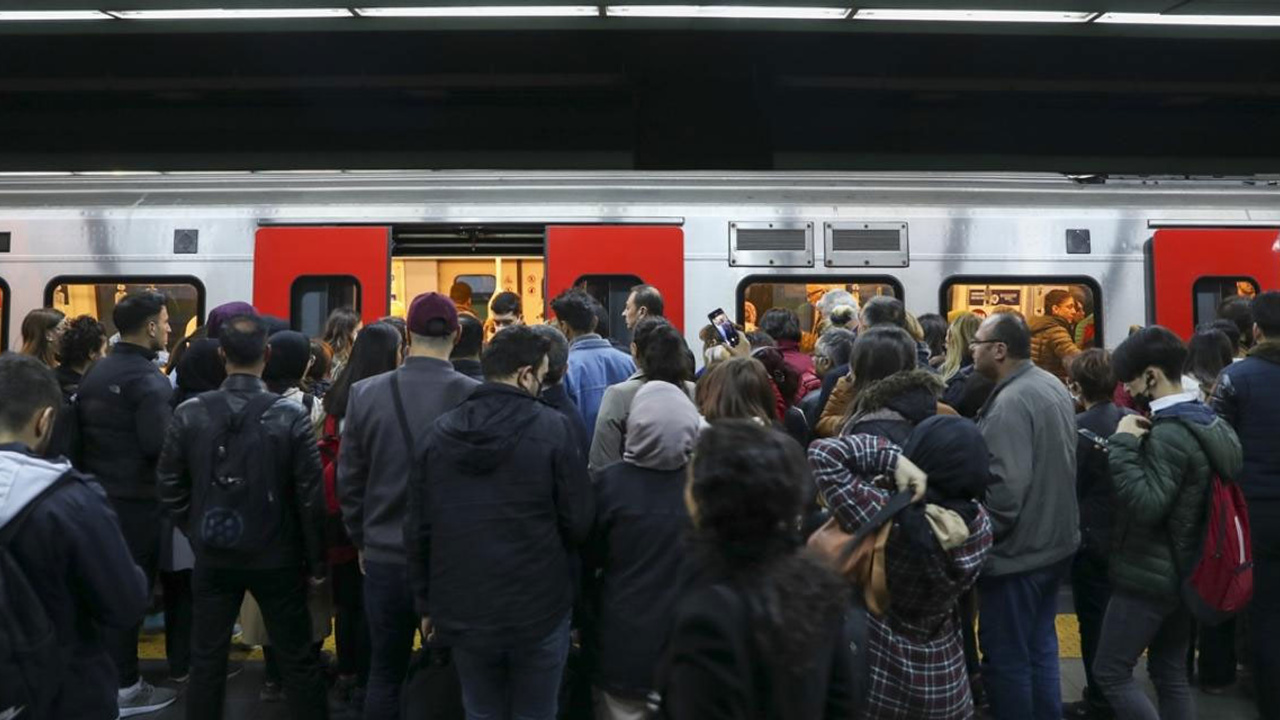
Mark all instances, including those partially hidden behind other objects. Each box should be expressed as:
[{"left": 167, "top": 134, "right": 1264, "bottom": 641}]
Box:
[{"left": 137, "top": 656, "right": 1258, "bottom": 720}]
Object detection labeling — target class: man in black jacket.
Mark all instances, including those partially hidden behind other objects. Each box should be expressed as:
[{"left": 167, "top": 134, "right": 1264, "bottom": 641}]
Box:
[
  {"left": 450, "top": 312, "right": 485, "bottom": 382},
  {"left": 338, "top": 292, "right": 478, "bottom": 720},
  {"left": 158, "top": 314, "right": 328, "bottom": 720},
  {"left": 74, "top": 290, "right": 178, "bottom": 713},
  {"left": 1211, "top": 290, "right": 1280, "bottom": 720},
  {"left": 408, "top": 325, "right": 593, "bottom": 720},
  {"left": 0, "top": 354, "right": 151, "bottom": 720}
]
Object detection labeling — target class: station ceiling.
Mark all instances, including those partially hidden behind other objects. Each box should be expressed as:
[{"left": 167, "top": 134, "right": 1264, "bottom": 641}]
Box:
[{"left": 1, "top": 0, "right": 1279, "bottom": 173}]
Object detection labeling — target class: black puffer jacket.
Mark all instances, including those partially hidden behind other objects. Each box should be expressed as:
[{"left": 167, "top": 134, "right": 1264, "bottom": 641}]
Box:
[
  {"left": 846, "top": 369, "right": 947, "bottom": 444},
  {"left": 76, "top": 342, "right": 173, "bottom": 500},
  {"left": 407, "top": 382, "right": 594, "bottom": 648},
  {"left": 1211, "top": 341, "right": 1280, "bottom": 502},
  {"left": 157, "top": 374, "right": 326, "bottom": 576}
]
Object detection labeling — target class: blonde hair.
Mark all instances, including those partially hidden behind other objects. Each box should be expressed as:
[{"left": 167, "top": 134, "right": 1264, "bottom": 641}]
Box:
[
  {"left": 903, "top": 312, "right": 925, "bottom": 342},
  {"left": 940, "top": 312, "right": 982, "bottom": 381}
]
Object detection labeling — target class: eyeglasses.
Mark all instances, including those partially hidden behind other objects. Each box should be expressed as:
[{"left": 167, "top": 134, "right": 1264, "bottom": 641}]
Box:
[{"left": 969, "top": 339, "right": 1003, "bottom": 348}]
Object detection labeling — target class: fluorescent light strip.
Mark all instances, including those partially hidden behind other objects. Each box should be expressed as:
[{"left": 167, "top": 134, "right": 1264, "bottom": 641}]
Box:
[
  {"left": 355, "top": 6, "right": 598, "bottom": 17},
  {"left": 0, "top": 10, "right": 112, "bottom": 21},
  {"left": 111, "top": 8, "right": 354, "bottom": 20},
  {"left": 854, "top": 9, "right": 1094, "bottom": 22},
  {"left": 1095, "top": 12, "right": 1280, "bottom": 27},
  {"left": 606, "top": 5, "right": 850, "bottom": 19}
]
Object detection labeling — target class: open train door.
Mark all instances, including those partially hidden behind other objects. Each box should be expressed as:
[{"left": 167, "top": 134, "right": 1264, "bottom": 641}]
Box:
[
  {"left": 253, "top": 226, "right": 391, "bottom": 336},
  {"left": 545, "top": 225, "right": 685, "bottom": 338},
  {"left": 1150, "top": 228, "right": 1280, "bottom": 338}
]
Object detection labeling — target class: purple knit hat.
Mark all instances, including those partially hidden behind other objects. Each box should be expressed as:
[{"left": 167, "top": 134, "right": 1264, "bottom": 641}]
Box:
[{"left": 206, "top": 301, "right": 257, "bottom": 339}]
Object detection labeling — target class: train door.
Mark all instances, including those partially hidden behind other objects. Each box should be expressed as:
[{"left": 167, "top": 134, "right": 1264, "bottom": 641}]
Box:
[
  {"left": 1149, "top": 228, "right": 1280, "bottom": 338},
  {"left": 545, "top": 225, "right": 685, "bottom": 345},
  {"left": 252, "top": 226, "right": 390, "bottom": 336}
]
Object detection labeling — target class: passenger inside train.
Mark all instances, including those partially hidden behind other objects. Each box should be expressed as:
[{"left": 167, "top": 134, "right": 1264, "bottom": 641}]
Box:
[{"left": 0, "top": 274, "right": 1275, "bottom": 720}]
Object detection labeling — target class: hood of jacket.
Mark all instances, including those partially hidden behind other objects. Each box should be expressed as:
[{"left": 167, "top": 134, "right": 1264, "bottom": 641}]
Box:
[
  {"left": 433, "top": 382, "right": 546, "bottom": 474},
  {"left": 1155, "top": 401, "right": 1244, "bottom": 481},
  {"left": 624, "top": 381, "right": 701, "bottom": 472},
  {"left": 0, "top": 445, "right": 70, "bottom": 529},
  {"left": 854, "top": 369, "right": 944, "bottom": 423},
  {"left": 1028, "top": 314, "right": 1072, "bottom": 335}
]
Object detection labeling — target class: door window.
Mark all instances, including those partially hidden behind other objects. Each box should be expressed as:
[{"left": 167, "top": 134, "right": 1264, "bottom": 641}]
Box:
[
  {"left": 1193, "top": 276, "right": 1258, "bottom": 327},
  {"left": 291, "top": 275, "right": 361, "bottom": 338},
  {"left": 46, "top": 276, "right": 204, "bottom": 350},
  {"left": 575, "top": 274, "right": 643, "bottom": 346}
]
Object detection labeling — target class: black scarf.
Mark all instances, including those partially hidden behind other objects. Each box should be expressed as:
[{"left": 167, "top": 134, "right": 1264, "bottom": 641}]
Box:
[{"left": 897, "top": 415, "right": 992, "bottom": 555}]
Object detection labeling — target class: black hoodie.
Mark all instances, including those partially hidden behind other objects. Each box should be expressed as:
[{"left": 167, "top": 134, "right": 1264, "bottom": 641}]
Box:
[{"left": 407, "top": 382, "right": 594, "bottom": 648}]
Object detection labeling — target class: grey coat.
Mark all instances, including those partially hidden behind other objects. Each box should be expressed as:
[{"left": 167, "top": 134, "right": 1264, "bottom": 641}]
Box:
[
  {"left": 588, "top": 371, "right": 697, "bottom": 472},
  {"left": 976, "top": 361, "right": 1080, "bottom": 576},
  {"left": 337, "top": 356, "right": 479, "bottom": 564}
]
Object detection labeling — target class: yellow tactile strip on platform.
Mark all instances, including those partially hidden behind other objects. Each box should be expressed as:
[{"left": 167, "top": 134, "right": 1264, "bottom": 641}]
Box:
[{"left": 137, "top": 615, "right": 1084, "bottom": 660}]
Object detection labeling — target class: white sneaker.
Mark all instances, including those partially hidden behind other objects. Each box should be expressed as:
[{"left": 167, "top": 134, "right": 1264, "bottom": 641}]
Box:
[{"left": 117, "top": 680, "right": 178, "bottom": 717}]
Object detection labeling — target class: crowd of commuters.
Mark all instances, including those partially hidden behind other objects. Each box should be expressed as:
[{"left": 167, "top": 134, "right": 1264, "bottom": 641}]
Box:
[{"left": 3, "top": 280, "right": 1278, "bottom": 720}]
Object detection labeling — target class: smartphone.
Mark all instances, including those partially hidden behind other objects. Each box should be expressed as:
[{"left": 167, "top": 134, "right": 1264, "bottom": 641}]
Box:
[
  {"left": 707, "top": 308, "right": 740, "bottom": 347},
  {"left": 1077, "top": 427, "right": 1110, "bottom": 452}
]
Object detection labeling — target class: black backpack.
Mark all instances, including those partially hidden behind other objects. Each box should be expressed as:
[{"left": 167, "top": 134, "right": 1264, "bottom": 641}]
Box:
[
  {"left": 192, "top": 392, "right": 284, "bottom": 553},
  {"left": 0, "top": 475, "right": 68, "bottom": 719}
]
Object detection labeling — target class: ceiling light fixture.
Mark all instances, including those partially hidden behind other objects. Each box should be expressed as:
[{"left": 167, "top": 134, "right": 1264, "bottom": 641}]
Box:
[
  {"left": 0, "top": 10, "right": 112, "bottom": 21},
  {"left": 605, "top": 5, "right": 850, "bottom": 19},
  {"left": 355, "top": 6, "right": 598, "bottom": 17},
  {"left": 854, "top": 8, "right": 1095, "bottom": 22},
  {"left": 110, "top": 8, "right": 354, "bottom": 20},
  {"left": 1095, "top": 12, "right": 1280, "bottom": 26}
]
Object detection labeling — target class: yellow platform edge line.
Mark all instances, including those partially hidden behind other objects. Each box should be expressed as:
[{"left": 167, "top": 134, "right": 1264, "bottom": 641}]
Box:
[{"left": 137, "top": 615, "right": 1085, "bottom": 661}]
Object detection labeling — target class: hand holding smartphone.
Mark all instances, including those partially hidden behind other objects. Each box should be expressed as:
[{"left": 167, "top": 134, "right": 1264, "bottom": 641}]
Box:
[{"left": 707, "top": 308, "right": 740, "bottom": 347}]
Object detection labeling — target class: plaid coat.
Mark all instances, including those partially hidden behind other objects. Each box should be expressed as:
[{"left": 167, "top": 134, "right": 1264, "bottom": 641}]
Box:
[{"left": 809, "top": 434, "right": 993, "bottom": 720}]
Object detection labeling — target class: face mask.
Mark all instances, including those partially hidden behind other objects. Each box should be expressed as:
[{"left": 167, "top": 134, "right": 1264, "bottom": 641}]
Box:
[{"left": 1129, "top": 372, "right": 1157, "bottom": 410}]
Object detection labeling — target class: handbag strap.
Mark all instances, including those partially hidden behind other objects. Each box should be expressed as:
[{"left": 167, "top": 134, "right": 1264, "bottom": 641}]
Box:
[
  {"left": 838, "top": 489, "right": 915, "bottom": 565},
  {"left": 389, "top": 372, "right": 417, "bottom": 465}
]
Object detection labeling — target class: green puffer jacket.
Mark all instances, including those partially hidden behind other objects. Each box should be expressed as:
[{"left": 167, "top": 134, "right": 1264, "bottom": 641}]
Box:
[{"left": 1107, "top": 401, "right": 1243, "bottom": 599}]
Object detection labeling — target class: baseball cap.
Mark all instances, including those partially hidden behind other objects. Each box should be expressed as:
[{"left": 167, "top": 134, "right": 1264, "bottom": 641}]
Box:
[{"left": 408, "top": 292, "right": 459, "bottom": 337}]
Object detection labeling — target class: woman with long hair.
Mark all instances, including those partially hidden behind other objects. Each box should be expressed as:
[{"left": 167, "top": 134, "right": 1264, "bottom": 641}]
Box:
[
  {"left": 321, "top": 322, "right": 402, "bottom": 422},
  {"left": 815, "top": 325, "right": 920, "bottom": 439},
  {"left": 322, "top": 306, "right": 363, "bottom": 378},
  {"left": 657, "top": 420, "right": 853, "bottom": 719},
  {"left": 836, "top": 326, "right": 955, "bottom": 445},
  {"left": 695, "top": 356, "right": 776, "bottom": 426},
  {"left": 940, "top": 312, "right": 995, "bottom": 419},
  {"left": 20, "top": 307, "right": 67, "bottom": 368}
]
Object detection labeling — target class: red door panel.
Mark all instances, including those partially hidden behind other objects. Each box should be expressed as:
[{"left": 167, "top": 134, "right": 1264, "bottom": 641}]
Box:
[
  {"left": 1151, "top": 229, "right": 1280, "bottom": 338},
  {"left": 253, "top": 226, "right": 390, "bottom": 326},
  {"left": 545, "top": 225, "right": 685, "bottom": 331}
]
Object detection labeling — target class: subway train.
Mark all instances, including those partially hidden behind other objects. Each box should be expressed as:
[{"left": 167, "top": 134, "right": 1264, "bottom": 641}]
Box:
[{"left": 2, "top": 170, "right": 1280, "bottom": 353}]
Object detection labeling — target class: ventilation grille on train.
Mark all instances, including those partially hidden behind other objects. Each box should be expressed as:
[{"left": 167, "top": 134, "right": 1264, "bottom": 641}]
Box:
[
  {"left": 392, "top": 224, "right": 545, "bottom": 256},
  {"left": 824, "top": 222, "right": 909, "bottom": 268},
  {"left": 729, "top": 221, "right": 813, "bottom": 267}
]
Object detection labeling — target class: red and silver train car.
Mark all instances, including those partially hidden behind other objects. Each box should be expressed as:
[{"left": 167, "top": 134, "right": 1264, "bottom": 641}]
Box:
[{"left": 1, "top": 171, "right": 1278, "bottom": 352}]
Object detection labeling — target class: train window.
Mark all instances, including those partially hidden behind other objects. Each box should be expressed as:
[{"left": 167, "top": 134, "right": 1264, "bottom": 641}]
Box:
[
  {"left": 1193, "top": 276, "right": 1258, "bottom": 327},
  {"left": 292, "top": 275, "right": 361, "bottom": 338},
  {"left": 45, "top": 276, "right": 204, "bottom": 350},
  {"left": 574, "top": 274, "right": 644, "bottom": 346},
  {"left": 0, "top": 278, "right": 8, "bottom": 351},
  {"left": 940, "top": 276, "right": 1102, "bottom": 349},
  {"left": 737, "top": 276, "right": 902, "bottom": 335},
  {"left": 451, "top": 274, "right": 497, "bottom": 320}
]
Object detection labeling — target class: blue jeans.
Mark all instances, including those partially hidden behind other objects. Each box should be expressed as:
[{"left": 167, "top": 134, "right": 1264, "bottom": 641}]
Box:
[
  {"left": 978, "top": 559, "right": 1068, "bottom": 720},
  {"left": 452, "top": 613, "right": 572, "bottom": 720},
  {"left": 363, "top": 560, "right": 418, "bottom": 720}
]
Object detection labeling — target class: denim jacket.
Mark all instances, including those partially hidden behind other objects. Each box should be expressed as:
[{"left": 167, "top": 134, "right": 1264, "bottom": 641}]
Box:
[{"left": 563, "top": 335, "right": 636, "bottom": 435}]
